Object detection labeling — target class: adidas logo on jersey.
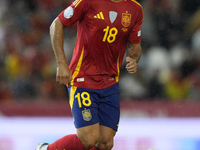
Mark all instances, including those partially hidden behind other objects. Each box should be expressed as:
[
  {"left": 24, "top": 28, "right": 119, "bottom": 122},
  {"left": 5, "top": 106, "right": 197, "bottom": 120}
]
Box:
[{"left": 94, "top": 12, "right": 104, "bottom": 20}]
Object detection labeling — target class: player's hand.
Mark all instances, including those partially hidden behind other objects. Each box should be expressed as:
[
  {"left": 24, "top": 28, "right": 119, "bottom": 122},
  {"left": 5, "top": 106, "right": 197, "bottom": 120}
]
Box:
[
  {"left": 56, "top": 63, "right": 72, "bottom": 85},
  {"left": 126, "top": 56, "right": 137, "bottom": 74}
]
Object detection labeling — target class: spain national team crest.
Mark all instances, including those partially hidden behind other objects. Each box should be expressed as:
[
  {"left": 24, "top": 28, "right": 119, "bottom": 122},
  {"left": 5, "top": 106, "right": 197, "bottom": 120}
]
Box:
[
  {"left": 121, "top": 12, "right": 131, "bottom": 27},
  {"left": 82, "top": 109, "right": 92, "bottom": 121}
]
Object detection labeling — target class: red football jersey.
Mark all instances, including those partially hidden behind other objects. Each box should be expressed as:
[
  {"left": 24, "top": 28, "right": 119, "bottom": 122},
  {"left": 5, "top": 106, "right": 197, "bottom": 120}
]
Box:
[{"left": 58, "top": 0, "right": 143, "bottom": 89}]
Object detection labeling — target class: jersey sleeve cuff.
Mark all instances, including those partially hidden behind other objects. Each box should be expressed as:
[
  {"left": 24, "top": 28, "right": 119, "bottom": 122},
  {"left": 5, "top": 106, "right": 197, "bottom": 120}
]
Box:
[{"left": 58, "top": 13, "right": 71, "bottom": 27}]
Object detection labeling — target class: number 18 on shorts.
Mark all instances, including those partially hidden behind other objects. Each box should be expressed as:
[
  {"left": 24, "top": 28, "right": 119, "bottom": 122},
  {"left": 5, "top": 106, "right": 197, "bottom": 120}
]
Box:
[{"left": 68, "top": 83, "right": 120, "bottom": 131}]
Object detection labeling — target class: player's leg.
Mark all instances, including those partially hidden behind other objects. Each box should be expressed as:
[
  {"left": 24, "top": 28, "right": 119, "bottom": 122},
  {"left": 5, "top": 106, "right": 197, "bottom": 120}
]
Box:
[
  {"left": 47, "top": 123, "right": 99, "bottom": 150},
  {"left": 69, "top": 85, "right": 100, "bottom": 148},
  {"left": 36, "top": 85, "right": 101, "bottom": 150},
  {"left": 36, "top": 134, "right": 87, "bottom": 150},
  {"left": 47, "top": 134, "right": 89, "bottom": 150},
  {"left": 90, "top": 125, "right": 116, "bottom": 150},
  {"left": 97, "top": 125, "right": 116, "bottom": 150},
  {"left": 77, "top": 123, "right": 99, "bottom": 148},
  {"left": 94, "top": 83, "right": 120, "bottom": 150}
]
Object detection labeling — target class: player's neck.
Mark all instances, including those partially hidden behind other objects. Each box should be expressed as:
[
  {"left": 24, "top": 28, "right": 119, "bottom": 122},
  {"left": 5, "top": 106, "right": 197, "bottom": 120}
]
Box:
[{"left": 111, "top": 0, "right": 123, "bottom": 2}]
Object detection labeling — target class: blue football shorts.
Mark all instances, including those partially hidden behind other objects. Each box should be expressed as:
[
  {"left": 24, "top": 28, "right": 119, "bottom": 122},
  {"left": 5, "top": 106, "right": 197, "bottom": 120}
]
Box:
[{"left": 68, "top": 83, "right": 120, "bottom": 131}]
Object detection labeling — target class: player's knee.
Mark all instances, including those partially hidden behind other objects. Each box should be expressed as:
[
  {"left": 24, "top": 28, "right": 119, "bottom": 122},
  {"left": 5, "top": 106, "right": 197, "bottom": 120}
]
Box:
[
  {"left": 99, "top": 140, "right": 113, "bottom": 150},
  {"left": 105, "top": 141, "right": 114, "bottom": 150},
  {"left": 80, "top": 135, "right": 99, "bottom": 149}
]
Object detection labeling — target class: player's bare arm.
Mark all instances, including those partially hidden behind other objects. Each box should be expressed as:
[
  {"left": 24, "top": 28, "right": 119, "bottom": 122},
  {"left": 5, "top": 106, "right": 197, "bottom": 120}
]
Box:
[
  {"left": 50, "top": 17, "right": 72, "bottom": 85},
  {"left": 126, "top": 42, "right": 142, "bottom": 74}
]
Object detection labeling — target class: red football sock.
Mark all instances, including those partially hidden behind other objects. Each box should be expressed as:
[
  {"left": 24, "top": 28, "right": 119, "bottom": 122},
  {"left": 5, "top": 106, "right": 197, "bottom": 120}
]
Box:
[
  {"left": 90, "top": 146, "right": 102, "bottom": 150},
  {"left": 47, "top": 134, "right": 89, "bottom": 150}
]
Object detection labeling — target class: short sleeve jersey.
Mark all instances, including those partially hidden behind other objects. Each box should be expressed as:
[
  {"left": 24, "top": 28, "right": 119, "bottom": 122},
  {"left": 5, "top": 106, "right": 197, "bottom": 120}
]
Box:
[{"left": 58, "top": 0, "right": 143, "bottom": 89}]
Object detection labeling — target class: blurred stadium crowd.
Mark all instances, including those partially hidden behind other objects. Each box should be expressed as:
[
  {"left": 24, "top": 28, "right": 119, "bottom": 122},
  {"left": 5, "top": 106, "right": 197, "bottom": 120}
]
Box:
[{"left": 0, "top": 0, "right": 200, "bottom": 103}]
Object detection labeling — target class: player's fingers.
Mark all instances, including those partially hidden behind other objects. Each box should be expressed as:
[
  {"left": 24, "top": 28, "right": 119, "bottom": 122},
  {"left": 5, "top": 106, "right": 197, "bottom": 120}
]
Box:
[
  {"left": 66, "top": 75, "right": 72, "bottom": 84},
  {"left": 127, "top": 68, "right": 137, "bottom": 73},
  {"left": 56, "top": 75, "right": 66, "bottom": 84},
  {"left": 126, "top": 57, "right": 131, "bottom": 63},
  {"left": 58, "top": 76, "right": 64, "bottom": 84},
  {"left": 128, "top": 69, "right": 137, "bottom": 74},
  {"left": 61, "top": 76, "right": 69, "bottom": 84},
  {"left": 127, "top": 67, "right": 137, "bottom": 74},
  {"left": 126, "top": 64, "right": 137, "bottom": 70},
  {"left": 126, "top": 57, "right": 136, "bottom": 63},
  {"left": 126, "top": 61, "right": 137, "bottom": 67}
]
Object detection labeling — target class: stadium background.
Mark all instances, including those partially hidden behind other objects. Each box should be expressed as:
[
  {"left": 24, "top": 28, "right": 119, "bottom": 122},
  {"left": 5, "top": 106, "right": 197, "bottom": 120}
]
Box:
[{"left": 0, "top": 0, "right": 200, "bottom": 149}]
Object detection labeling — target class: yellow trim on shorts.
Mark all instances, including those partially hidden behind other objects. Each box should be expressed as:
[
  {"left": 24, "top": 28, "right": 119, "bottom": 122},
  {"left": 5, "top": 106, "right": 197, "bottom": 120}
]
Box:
[{"left": 70, "top": 86, "right": 77, "bottom": 109}]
